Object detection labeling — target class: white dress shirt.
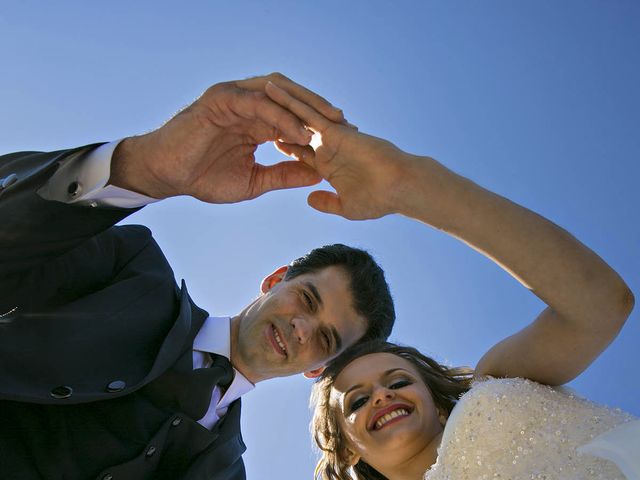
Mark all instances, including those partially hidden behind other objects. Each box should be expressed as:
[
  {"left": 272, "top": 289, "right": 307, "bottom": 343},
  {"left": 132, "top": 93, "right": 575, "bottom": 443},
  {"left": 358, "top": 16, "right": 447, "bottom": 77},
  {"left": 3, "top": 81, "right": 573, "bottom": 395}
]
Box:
[
  {"left": 38, "top": 140, "right": 159, "bottom": 208},
  {"left": 39, "top": 143, "right": 255, "bottom": 429},
  {"left": 192, "top": 316, "right": 254, "bottom": 429}
]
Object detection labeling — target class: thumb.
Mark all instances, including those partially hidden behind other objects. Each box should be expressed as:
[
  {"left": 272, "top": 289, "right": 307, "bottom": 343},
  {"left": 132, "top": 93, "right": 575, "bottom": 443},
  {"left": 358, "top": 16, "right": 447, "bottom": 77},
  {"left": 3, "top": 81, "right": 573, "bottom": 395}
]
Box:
[
  {"left": 255, "top": 161, "right": 321, "bottom": 197},
  {"left": 307, "top": 190, "right": 344, "bottom": 217}
]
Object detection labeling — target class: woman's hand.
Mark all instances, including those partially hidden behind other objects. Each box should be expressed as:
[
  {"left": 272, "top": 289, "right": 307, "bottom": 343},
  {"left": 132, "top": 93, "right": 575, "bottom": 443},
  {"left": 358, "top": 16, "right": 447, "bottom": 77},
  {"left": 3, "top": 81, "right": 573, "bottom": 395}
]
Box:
[
  {"left": 268, "top": 80, "right": 634, "bottom": 387},
  {"left": 266, "top": 81, "right": 422, "bottom": 220}
]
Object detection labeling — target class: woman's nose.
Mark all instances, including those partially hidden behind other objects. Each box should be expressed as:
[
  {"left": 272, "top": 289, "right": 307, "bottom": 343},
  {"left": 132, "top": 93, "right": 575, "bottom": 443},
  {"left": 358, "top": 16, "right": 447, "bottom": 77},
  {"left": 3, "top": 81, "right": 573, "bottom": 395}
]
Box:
[{"left": 372, "top": 386, "right": 395, "bottom": 406}]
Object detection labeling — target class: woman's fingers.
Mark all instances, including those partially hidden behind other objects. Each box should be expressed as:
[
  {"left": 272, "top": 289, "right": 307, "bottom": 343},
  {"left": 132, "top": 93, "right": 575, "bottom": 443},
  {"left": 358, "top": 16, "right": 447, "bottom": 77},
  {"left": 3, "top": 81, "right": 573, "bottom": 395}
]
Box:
[
  {"left": 345, "top": 120, "right": 359, "bottom": 131},
  {"left": 265, "top": 81, "right": 333, "bottom": 133},
  {"left": 274, "top": 141, "right": 316, "bottom": 168}
]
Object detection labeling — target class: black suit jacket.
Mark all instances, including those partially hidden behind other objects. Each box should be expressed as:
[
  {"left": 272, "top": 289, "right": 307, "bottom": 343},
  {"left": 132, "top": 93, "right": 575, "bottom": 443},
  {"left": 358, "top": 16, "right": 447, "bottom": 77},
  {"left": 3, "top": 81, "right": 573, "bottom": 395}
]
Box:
[{"left": 0, "top": 146, "right": 246, "bottom": 479}]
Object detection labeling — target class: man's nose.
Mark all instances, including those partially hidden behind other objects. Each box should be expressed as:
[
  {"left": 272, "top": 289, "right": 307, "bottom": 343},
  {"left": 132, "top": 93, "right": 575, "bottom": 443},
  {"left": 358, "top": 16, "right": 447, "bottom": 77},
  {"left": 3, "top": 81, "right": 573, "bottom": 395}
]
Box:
[
  {"left": 372, "top": 386, "right": 395, "bottom": 406},
  {"left": 291, "top": 316, "right": 312, "bottom": 344}
]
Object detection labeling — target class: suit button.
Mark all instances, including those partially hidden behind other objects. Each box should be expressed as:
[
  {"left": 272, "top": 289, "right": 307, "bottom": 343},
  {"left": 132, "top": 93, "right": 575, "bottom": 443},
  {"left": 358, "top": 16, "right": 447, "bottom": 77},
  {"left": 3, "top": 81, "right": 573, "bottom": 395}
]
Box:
[
  {"left": 171, "top": 417, "right": 182, "bottom": 427},
  {"left": 146, "top": 446, "right": 156, "bottom": 457},
  {"left": 67, "top": 181, "right": 82, "bottom": 198},
  {"left": 106, "top": 380, "right": 126, "bottom": 393},
  {"left": 0, "top": 173, "right": 18, "bottom": 189},
  {"left": 50, "top": 385, "right": 73, "bottom": 399}
]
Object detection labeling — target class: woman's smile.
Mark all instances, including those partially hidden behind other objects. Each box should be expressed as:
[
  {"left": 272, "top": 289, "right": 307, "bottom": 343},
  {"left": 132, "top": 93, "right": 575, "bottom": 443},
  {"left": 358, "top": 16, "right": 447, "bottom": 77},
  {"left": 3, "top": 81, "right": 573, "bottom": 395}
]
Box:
[{"left": 370, "top": 404, "right": 413, "bottom": 431}]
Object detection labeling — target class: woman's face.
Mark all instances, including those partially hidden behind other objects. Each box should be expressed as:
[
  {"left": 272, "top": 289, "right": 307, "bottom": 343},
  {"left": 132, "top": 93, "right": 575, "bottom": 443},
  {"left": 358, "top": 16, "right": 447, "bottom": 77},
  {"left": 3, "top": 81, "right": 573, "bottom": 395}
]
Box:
[{"left": 331, "top": 353, "right": 443, "bottom": 468}]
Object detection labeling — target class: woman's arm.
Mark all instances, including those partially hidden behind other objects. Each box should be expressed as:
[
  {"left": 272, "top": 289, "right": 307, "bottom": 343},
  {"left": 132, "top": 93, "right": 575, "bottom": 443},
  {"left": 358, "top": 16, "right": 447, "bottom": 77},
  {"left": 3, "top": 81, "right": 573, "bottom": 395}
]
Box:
[
  {"left": 266, "top": 82, "right": 634, "bottom": 385},
  {"left": 399, "top": 154, "right": 634, "bottom": 385}
]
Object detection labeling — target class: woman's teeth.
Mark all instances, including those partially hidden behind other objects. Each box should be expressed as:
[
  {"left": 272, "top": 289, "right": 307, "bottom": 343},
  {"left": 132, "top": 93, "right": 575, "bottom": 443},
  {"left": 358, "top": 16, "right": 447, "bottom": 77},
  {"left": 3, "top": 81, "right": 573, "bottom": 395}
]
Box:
[{"left": 375, "top": 408, "right": 410, "bottom": 430}]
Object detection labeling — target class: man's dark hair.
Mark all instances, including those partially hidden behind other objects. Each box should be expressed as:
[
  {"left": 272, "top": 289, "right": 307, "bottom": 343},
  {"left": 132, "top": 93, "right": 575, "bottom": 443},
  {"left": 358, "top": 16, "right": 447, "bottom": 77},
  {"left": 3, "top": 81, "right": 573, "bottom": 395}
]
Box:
[{"left": 285, "top": 244, "right": 394, "bottom": 345}]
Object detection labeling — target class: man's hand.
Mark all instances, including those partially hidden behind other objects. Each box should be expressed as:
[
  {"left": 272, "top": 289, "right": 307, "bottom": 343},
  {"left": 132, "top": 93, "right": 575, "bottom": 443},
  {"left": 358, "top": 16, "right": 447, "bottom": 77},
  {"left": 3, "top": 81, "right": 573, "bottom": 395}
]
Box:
[
  {"left": 265, "top": 81, "right": 421, "bottom": 220},
  {"left": 110, "top": 73, "right": 344, "bottom": 203}
]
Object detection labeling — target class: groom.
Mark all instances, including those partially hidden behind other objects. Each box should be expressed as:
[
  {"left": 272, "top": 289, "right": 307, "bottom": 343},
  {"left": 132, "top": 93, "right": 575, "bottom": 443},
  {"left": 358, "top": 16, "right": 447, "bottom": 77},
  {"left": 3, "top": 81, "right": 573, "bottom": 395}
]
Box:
[{"left": 0, "top": 73, "right": 394, "bottom": 479}]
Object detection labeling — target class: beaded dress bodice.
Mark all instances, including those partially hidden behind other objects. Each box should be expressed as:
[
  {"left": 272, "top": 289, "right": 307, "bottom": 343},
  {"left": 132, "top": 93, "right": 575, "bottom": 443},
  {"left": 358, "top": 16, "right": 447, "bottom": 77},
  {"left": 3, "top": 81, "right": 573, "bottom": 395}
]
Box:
[{"left": 424, "top": 378, "right": 638, "bottom": 480}]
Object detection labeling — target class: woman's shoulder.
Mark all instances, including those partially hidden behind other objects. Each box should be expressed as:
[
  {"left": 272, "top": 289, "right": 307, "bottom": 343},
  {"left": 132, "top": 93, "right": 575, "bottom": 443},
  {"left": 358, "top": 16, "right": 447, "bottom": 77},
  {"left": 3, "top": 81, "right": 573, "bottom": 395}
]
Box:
[
  {"left": 468, "top": 375, "right": 556, "bottom": 396},
  {"left": 449, "top": 376, "right": 556, "bottom": 420},
  {"left": 427, "top": 377, "right": 636, "bottom": 479},
  {"left": 455, "top": 376, "right": 633, "bottom": 426}
]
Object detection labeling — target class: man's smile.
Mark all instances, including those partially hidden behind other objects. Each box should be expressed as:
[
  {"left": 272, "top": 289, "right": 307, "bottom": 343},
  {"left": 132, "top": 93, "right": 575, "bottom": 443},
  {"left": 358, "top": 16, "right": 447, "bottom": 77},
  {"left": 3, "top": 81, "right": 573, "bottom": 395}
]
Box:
[{"left": 266, "top": 324, "right": 288, "bottom": 358}]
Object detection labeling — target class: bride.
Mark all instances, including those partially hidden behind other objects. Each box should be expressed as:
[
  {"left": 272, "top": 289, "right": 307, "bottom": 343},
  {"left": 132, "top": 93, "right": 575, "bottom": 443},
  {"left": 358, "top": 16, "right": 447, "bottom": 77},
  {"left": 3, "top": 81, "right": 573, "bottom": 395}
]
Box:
[
  {"left": 311, "top": 341, "right": 638, "bottom": 479},
  {"left": 263, "top": 82, "right": 638, "bottom": 479}
]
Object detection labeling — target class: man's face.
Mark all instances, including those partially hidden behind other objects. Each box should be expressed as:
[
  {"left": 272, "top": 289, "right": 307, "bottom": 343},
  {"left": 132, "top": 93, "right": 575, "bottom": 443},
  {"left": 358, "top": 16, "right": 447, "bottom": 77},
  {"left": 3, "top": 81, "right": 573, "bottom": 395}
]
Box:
[{"left": 230, "top": 266, "right": 367, "bottom": 383}]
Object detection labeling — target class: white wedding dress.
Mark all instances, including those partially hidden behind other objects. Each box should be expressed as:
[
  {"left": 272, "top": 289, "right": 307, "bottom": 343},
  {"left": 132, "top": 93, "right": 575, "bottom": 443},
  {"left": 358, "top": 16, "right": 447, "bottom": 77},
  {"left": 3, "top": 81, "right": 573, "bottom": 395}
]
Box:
[{"left": 425, "top": 378, "right": 640, "bottom": 479}]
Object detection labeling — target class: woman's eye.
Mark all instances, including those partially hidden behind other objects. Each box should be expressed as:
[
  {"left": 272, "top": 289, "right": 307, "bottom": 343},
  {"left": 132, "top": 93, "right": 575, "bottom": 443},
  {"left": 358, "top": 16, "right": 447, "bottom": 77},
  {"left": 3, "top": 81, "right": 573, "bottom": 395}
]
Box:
[
  {"left": 390, "top": 379, "right": 411, "bottom": 389},
  {"left": 350, "top": 396, "right": 368, "bottom": 412}
]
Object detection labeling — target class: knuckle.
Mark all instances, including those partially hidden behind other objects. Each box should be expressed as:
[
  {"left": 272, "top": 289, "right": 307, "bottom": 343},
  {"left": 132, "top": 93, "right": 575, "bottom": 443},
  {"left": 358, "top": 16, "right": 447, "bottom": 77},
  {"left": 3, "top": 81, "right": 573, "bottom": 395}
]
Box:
[
  {"left": 201, "top": 83, "right": 233, "bottom": 103},
  {"left": 238, "top": 90, "right": 265, "bottom": 105},
  {"left": 204, "top": 82, "right": 230, "bottom": 95}
]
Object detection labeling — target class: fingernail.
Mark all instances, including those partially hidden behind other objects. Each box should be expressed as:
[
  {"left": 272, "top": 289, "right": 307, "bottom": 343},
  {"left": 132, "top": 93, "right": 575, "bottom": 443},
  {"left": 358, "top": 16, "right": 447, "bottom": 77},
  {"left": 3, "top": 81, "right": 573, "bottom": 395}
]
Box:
[{"left": 301, "top": 127, "right": 312, "bottom": 138}]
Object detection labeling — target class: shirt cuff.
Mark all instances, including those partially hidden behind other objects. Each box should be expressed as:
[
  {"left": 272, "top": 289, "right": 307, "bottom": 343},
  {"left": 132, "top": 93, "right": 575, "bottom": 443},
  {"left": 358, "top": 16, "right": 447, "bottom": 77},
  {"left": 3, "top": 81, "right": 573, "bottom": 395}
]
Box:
[{"left": 39, "top": 140, "right": 160, "bottom": 209}]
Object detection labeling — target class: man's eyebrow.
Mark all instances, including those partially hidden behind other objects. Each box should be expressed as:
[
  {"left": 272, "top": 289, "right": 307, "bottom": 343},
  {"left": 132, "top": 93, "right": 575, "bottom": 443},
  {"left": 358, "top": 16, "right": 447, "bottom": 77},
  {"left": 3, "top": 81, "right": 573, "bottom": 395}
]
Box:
[
  {"left": 303, "top": 281, "right": 323, "bottom": 308},
  {"left": 330, "top": 325, "right": 342, "bottom": 353}
]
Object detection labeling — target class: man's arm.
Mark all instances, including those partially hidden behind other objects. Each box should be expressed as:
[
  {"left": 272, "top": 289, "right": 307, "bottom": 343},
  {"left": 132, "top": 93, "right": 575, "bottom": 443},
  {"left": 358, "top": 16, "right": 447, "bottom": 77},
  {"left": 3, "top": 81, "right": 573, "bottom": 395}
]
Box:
[
  {"left": 265, "top": 82, "right": 634, "bottom": 386},
  {"left": 0, "top": 145, "right": 137, "bottom": 279},
  {"left": 0, "top": 73, "right": 341, "bottom": 277},
  {"left": 107, "top": 73, "right": 345, "bottom": 203}
]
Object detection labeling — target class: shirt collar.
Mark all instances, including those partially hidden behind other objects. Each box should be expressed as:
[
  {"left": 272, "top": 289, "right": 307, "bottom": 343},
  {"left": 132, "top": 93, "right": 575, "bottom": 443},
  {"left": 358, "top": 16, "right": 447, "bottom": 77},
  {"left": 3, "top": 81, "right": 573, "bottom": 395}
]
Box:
[
  {"left": 193, "top": 316, "right": 255, "bottom": 394},
  {"left": 193, "top": 315, "right": 233, "bottom": 358}
]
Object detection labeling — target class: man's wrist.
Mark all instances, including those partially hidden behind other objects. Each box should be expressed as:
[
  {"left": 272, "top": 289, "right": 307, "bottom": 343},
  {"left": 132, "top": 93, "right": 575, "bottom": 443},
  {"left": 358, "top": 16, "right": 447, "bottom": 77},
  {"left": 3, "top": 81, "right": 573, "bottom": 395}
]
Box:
[{"left": 109, "top": 135, "right": 162, "bottom": 199}]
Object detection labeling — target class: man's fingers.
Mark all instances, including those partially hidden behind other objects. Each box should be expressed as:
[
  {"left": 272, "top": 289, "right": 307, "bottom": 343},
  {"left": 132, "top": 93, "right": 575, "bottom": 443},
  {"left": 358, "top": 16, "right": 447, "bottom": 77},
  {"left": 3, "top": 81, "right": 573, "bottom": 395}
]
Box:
[
  {"left": 274, "top": 141, "right": 316, "bottom": 168},
  {"left": 254, "top": 161, "right": 322, "bottom": 197},
  {"left": 270, "top": 75, "right": 344, "bottom": 124},
  {"left": 265, "top": 82, "right": 333, "bottom": 133},
  {"left": 307, "top": 190, "right": 344, "bottom": 217},
  {"left": 237, "top": 73, "right": 345, "bottom": 123},
  {"left": 233, "top": 90, "right": 312, "bottom": 145}
]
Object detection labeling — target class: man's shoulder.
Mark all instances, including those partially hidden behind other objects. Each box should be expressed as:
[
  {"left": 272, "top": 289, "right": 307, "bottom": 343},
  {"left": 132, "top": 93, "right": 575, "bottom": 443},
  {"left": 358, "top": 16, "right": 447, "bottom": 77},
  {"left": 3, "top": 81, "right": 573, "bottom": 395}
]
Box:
[
  {"left": 96, "top": 224, "right": 170, "bottom": 270},
  {"left": 109, "top": 223, "right": 153, "bottom": 241}
]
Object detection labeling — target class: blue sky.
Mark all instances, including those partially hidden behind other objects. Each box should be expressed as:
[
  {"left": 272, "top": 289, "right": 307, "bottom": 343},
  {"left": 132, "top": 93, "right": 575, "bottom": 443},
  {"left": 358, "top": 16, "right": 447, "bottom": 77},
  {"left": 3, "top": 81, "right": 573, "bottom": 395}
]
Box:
[{"left": 2, "top": 1, "right": 639, "bottom": 478}]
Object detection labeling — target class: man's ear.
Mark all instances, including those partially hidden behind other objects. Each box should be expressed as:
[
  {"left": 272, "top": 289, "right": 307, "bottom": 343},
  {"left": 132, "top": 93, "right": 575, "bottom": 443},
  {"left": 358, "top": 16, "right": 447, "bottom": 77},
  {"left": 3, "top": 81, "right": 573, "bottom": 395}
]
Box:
[
  {"left": 260, "top": 265, "right": 289, "bottom": 293},
  {"left": 303, "top": 366, "right": 326, "bottom": 379}
]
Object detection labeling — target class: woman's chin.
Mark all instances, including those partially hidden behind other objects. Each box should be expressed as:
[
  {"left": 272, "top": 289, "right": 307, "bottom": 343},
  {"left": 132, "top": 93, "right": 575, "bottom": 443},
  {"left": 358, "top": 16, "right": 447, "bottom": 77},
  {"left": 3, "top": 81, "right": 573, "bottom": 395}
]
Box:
[{"left": 367, "top": 422, "right": 432, "bottom": 455}]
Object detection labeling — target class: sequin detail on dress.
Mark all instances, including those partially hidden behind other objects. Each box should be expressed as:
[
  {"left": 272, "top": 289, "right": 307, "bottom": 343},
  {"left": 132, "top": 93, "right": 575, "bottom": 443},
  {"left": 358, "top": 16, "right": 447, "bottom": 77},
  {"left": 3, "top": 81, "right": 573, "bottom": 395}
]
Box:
[{"left": 425, "top": 378, "right": 637, "bottom": 479}]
